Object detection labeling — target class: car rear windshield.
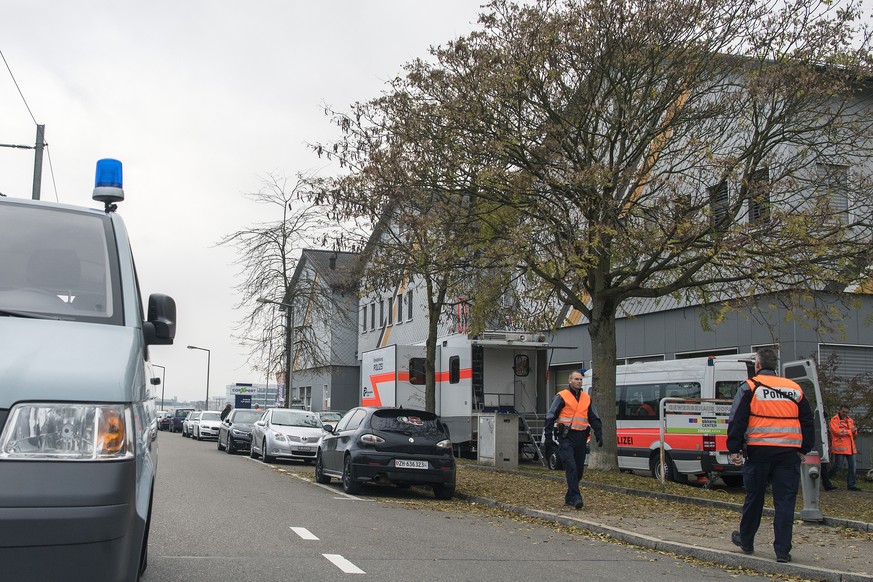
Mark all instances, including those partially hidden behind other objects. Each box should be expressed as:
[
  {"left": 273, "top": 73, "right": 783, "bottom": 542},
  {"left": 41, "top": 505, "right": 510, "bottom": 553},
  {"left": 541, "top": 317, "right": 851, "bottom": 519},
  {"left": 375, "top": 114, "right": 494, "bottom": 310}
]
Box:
[{"left": 371, "top": 410, "right": 445, "bottom": 436}]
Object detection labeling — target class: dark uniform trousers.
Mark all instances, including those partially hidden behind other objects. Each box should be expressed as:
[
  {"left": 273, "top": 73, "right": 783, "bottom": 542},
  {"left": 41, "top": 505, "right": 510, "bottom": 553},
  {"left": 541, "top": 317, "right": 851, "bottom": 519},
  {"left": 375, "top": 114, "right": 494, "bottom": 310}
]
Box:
[
  {"left": 738, "top": 453, "right": 801, "bottom": 558},
  {"left": 558, "top": 428, "right": 589, "bottom": 504}
]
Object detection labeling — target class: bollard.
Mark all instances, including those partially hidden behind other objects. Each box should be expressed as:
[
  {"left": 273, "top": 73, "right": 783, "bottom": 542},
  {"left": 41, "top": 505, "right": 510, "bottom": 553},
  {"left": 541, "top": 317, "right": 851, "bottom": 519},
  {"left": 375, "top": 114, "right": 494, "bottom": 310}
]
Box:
[{"left": 800, "top": 451, "right": 823, "bottom": 522}]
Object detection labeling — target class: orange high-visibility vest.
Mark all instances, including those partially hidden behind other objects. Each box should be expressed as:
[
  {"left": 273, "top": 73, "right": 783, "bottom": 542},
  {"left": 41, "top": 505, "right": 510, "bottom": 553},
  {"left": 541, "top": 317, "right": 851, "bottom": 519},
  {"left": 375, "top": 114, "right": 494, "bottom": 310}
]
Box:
[
  {"left": 830, "top": 413, "right": 857, "bottom": 455},
  {"left": 556, "top": 389, "right": 591, "bottom": 432},
  {"left": 745, "top": 375, "right": 803, "bottom": 448}
]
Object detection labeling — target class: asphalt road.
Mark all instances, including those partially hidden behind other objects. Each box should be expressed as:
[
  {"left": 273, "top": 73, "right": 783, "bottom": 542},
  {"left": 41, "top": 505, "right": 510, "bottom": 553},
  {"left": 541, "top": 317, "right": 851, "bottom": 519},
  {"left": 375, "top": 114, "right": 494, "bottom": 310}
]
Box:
[{"left": 144, "top": 431, "right": 767, "bottom": 582}]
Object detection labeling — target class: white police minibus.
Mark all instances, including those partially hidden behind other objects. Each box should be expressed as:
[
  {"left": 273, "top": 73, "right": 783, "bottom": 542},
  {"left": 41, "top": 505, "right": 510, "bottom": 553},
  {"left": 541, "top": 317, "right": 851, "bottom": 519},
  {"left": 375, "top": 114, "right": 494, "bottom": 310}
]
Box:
[{"left": 0, "top": 159, "right": 176, "bottom": 581}]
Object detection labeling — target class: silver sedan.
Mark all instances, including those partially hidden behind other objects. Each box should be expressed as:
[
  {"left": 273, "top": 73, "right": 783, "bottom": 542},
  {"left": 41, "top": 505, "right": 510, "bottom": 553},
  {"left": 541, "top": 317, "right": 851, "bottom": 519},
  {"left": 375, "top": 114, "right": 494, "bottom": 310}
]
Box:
[{"left": 249, "top": 409, "right": 326, "bottom": 464}]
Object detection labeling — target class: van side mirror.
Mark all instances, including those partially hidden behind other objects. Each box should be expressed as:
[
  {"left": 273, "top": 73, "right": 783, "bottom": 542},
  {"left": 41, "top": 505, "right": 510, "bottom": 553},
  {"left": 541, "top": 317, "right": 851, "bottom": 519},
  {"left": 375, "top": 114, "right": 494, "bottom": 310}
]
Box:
[{"left": 144, "top": 293, "right": 176, "bottom": 345}]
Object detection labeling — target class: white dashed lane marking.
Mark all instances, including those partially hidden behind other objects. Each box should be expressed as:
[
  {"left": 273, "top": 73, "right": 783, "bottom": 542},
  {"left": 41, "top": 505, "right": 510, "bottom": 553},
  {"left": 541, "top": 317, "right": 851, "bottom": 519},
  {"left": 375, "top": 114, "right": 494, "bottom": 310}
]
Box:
[
  {"left": 324, "top": 553, "right": 366, "bottom": 574},
  {"left": 290, "top": 527, "right": 319, "bottom": 540}
]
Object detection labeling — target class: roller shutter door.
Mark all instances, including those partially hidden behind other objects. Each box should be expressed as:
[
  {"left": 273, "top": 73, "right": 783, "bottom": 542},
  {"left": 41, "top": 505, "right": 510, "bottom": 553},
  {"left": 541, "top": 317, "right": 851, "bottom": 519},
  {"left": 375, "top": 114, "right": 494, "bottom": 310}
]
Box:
[{"left": 819, "top": 344, "right": 873, "bottom": 382}]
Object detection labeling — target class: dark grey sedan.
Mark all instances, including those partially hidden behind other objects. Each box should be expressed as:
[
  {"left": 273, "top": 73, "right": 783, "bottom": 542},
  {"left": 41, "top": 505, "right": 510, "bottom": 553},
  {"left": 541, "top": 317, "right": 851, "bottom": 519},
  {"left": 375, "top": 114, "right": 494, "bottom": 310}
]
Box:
[{"left": 217, "top": 408, "right": 264, "bottom": 454}]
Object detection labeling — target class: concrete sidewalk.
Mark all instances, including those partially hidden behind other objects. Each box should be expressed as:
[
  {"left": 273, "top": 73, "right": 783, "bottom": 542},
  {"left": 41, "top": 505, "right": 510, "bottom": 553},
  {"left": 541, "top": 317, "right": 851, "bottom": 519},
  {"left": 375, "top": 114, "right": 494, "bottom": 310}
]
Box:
[{"left": 461, "top": 467, "right": 873, "bottom": 582}]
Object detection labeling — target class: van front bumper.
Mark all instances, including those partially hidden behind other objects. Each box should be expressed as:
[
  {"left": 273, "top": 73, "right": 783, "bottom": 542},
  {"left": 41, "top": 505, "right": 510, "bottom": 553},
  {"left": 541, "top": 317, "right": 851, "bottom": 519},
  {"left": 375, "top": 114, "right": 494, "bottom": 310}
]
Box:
[{"left": 0, "top": 459, "right": 144, "bottom": 581}]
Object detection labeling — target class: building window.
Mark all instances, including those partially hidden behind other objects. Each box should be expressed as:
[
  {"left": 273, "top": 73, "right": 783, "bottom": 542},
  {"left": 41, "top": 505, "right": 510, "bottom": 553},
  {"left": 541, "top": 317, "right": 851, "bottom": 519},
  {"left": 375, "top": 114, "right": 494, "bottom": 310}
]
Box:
[
  {"left": 817, "top": 163, "right": 849, "bottom": 223},
  {"left": 379, "top": 299, "right": 385, "bottom": 326},
  {"left": 361, "top": 305, "right": 368, "bottom": 333},
  {"left": 370, "top": 302, "right": 375, "bottom": 329},
  {"left": 387, "top": 297, "right": 394, "bottom": 325},
  {"left": 396, "top": 293, "right": 403, "bottom": 324},
  {"left": 709, "top": 181, "right": 729, "bottom": 228},
  {"left": 407, "top": 289, "right": 413, "bottom": 321},
  {"left": 747, "top": 167, "right": 770, "bottom": 224},
  {"left": 300, "top": 386, "right": 312, "bottom": 410}
]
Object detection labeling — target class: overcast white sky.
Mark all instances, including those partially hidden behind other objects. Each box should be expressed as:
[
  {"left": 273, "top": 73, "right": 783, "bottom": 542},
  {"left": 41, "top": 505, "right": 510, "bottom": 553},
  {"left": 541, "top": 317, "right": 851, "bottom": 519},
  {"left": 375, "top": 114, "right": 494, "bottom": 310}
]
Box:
[{"left": 0, "top": 1, "right": 484, "bottom": 404}]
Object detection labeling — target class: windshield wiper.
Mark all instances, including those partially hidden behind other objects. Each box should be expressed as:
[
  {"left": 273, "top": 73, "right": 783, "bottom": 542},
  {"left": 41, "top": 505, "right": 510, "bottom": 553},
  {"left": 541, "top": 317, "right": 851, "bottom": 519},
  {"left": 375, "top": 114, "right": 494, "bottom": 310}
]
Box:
[{"left": 0, "top": 308, "right": 58, "bottom": 320}]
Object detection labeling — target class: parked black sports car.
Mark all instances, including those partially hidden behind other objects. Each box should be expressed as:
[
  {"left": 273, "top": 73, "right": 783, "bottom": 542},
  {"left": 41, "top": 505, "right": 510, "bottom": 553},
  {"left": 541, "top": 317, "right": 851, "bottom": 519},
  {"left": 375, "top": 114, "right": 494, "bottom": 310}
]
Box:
[{"left": 315, "top": 407, "right": 456, "bottom": 499}]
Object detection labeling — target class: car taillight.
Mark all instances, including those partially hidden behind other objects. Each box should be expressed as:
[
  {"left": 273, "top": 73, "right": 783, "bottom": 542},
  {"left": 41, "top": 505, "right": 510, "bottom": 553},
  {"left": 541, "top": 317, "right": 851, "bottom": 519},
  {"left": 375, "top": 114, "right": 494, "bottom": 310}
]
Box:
[
  {"left": 360, "top": 433, "right": 385, "bottom": 445},
  {"left": 0, "top": 403, "right": 134, "bottom": 460}
]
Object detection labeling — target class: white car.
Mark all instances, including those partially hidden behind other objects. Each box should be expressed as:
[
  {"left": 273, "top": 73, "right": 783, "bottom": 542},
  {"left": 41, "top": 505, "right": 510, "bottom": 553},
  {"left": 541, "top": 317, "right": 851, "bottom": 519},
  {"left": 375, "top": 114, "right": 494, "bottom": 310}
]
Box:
[
  {"left": 250, "top": 409, "right": 325, "bottom": 464},
  {"left": 193, "top": 411, "right": 222, "bottom": 440},
  {"left": 181, "top": 411, "right": 200, "bottom": 438}
]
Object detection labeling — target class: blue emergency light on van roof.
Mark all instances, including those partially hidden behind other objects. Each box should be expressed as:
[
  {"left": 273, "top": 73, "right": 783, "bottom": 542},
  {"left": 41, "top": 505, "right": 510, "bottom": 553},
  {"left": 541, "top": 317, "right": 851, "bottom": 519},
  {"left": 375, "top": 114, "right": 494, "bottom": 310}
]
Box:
[
  {"left": 95, "top": 158, "right": 122, "bottom": 187},
  {"left": 92, "top": 158, "right": 125, "bottom": 207}
]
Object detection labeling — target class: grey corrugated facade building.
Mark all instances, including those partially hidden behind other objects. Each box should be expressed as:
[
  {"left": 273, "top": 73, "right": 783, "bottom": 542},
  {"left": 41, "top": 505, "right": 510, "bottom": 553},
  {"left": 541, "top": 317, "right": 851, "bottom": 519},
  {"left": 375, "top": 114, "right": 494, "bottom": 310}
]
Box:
[{"left": 285, "top": 249, "right": 361, "bottom": 413}]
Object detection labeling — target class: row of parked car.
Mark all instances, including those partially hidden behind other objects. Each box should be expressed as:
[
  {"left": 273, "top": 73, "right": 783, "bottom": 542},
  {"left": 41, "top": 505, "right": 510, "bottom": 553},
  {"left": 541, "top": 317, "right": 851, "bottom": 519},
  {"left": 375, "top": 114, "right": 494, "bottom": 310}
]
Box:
[{"left": 160, "top": 406, "right": 457, "bottom": 499}]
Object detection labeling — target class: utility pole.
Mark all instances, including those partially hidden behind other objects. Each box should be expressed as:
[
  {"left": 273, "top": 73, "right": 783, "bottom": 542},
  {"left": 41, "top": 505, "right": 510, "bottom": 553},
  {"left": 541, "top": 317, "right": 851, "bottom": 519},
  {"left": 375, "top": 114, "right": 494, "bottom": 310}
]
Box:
[{"left": 31, "top": 124, "right": 44, "bottom": 200}]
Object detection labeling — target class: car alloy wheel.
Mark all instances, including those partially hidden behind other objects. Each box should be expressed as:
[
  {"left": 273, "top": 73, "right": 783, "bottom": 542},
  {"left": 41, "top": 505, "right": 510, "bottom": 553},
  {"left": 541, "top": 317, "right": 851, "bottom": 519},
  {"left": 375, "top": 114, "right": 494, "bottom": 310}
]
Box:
[
  {"left": 315, "top": 452, "right": 331, "bottom": 484},
  {"left": 433, "top": 482, "right": 456, "bottom": 500},
  {"left": 217, "top": 436, "right": 224, "bottom": 451},
  {"left": 249, "top": 443, "right": 258, "bottom": 459},
  {"left": 226, "top": 437, "right": 234, "bottom": 454},
  {"left": 262, "top": 440, "right": 275, "bottom": 464},
  {"left": 342, "top": 455, "right": 362, "bottom": 495}
]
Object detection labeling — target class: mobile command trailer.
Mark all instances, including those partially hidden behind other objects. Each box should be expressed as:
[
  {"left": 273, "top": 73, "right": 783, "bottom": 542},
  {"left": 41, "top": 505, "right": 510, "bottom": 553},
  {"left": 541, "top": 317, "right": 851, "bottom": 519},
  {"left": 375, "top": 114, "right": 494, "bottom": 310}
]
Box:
[
  {"left": 584, "top": 355, "right": 828, "bottom": 485},
  {"left": 0, "top": 159, "right": 176, "bottom": 581},
  {"left": 360, "top": 332, "right": 551, "bottom": 454}
]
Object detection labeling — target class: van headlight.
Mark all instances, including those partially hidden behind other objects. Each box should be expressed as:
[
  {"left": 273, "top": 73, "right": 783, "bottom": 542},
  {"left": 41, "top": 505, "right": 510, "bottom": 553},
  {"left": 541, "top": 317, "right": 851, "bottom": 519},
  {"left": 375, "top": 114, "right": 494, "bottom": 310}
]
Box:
[{"left": 0, "top": 403, "right": 134, "bottom": 460}]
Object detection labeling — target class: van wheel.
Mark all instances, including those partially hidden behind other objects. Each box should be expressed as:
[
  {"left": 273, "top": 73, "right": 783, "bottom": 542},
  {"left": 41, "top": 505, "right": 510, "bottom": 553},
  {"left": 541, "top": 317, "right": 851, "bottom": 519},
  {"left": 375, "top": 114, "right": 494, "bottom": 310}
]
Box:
[
  {"left": 547, "top": 449, "right": 562, "bottom": 471},
  {"left": 650, "top": 454, "right": 678, "bottom": 483},
  {"left": 137, "top": 488, "right": 154, "bottom": 580},
  {"left": 721, "top": 475, "right": 744, "bottom": 487}
]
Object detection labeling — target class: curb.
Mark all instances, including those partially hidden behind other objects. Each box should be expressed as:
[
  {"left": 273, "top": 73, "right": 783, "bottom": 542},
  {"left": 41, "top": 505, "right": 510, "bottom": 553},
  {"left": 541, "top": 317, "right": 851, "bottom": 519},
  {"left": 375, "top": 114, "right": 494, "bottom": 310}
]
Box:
[
  {"left": 457, "top": 492, "right": 873, "bottom": 582},
  {"left": 465, "top": 464, "right": 873, "bottom": 533}
]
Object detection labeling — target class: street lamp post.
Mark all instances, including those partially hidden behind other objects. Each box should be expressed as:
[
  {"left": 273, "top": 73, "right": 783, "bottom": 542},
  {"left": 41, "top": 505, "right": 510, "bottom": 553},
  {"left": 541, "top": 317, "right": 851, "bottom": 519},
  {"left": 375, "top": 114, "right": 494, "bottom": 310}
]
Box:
[
  {"left": 153, "top": 364, "right": 166, "bottom": 409},
  {"left": 257, "top": 297, "right": 294, "bottom": 408},
  {"left": 187, "top": 345, "right": 211, "bottom": 408}
]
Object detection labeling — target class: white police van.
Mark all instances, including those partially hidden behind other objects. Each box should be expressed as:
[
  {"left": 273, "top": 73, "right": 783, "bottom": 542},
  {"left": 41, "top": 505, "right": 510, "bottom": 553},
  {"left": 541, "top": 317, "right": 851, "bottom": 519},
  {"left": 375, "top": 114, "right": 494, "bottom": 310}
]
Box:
[{"left": 0, "top": 159, "right": 176, "bottom": 581}]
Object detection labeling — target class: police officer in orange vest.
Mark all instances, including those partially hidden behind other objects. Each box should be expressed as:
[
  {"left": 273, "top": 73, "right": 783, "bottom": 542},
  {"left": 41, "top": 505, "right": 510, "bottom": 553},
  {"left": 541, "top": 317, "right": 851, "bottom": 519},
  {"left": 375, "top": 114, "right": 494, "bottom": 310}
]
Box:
[
  {"left": 544, "top": 370, "right": 603, "bottom": 509},
  {"left": 827, "top": 404, "right": 861, "bottom": 491},
  {"left": 727, "top": 348, "right": 814, "bottom": 564}
]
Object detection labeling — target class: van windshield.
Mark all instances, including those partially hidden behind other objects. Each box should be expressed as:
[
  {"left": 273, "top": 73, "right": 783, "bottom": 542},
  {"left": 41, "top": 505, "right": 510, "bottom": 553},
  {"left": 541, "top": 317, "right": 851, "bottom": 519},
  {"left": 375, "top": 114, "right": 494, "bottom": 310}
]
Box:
[{"left": 0, "top": 203, "right": 121, "bottom": 323}]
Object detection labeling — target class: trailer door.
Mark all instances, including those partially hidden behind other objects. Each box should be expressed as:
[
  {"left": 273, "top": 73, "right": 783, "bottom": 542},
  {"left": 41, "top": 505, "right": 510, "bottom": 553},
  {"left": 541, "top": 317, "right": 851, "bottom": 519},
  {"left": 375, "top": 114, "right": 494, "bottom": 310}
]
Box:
[
  {"left": 439, "top": 344, "right": 472, "bottom": 443},
  {"left": 782, "top": 359, "right": 830, "bottom": 463}
]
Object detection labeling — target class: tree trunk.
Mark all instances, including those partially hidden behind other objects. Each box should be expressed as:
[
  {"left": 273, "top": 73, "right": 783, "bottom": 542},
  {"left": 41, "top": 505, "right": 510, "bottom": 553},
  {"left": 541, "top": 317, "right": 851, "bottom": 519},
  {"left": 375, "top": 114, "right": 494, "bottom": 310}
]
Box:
[
  {"left": 585, "top": 295, "right": 619, "bottom": 471},
  {"left": 425, "top": 327, "right": 437, "bottom": 413}
]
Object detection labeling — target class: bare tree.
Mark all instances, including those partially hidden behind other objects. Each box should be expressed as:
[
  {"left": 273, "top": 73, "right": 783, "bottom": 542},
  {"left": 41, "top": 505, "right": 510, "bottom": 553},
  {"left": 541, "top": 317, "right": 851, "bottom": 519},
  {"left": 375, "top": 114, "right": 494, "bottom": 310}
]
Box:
[
  {"left": 311, "top": 88, "right": 514, "bottom": 412},
  {"left": 218, "top": 171, "right": 339, "bottom": 403}
]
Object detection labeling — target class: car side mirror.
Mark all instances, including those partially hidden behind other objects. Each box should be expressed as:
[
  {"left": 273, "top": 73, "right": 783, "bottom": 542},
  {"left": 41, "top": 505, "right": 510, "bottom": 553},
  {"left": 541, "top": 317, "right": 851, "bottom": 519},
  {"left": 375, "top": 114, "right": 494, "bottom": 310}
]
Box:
[{"left": 323, "top": 424, "right": 334, "bottom": 433}]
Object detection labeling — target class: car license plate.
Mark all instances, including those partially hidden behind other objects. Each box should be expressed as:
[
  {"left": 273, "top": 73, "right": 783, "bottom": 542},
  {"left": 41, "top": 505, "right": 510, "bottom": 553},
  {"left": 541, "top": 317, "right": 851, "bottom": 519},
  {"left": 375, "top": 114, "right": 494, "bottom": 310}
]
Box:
[
  {"left": 295, "top": 446, "right": 311, "bottom": 451},
  {"left": 395, "top": 459, "right": 428, "bottom": 469}
]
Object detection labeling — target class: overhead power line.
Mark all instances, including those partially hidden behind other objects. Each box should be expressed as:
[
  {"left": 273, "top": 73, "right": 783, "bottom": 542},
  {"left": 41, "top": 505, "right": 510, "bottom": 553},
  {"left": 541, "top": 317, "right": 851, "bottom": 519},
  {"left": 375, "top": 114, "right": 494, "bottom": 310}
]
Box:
[{"left": 1, "top": 49, "right": 38, "bottom": 125}]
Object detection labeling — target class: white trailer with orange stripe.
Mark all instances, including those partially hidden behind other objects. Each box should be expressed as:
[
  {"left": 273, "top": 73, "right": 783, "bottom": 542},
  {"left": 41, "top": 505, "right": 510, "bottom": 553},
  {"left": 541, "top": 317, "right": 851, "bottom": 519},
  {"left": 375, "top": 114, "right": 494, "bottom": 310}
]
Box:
[{"left": 360, "top": 332, "right": 550, "bottom": 451}]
